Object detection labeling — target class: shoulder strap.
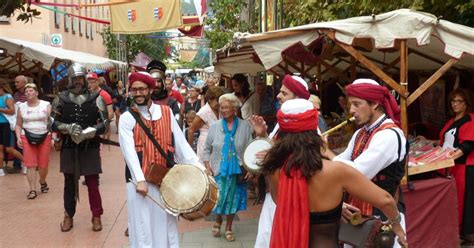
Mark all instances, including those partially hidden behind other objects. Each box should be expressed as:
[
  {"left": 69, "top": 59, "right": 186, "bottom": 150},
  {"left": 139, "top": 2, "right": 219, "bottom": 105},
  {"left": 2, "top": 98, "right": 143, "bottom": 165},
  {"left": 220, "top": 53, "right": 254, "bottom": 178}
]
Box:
[
  {"left": 387, "top": 128, "right": 402, "bottom": 161},
  {"left": 129, "top": 110, "right": 175, "bottom": 168}
]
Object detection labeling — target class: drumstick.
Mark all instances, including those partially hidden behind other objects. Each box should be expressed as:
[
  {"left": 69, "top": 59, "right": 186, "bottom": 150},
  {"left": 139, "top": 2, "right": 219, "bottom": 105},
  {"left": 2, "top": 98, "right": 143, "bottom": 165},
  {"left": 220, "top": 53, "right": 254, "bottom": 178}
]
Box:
[
  {"left": 128, "top": 179, "right": 176, "bottom": 215},
  {"left": 322, "top": 117, "right": 355, "bottom": 136}
]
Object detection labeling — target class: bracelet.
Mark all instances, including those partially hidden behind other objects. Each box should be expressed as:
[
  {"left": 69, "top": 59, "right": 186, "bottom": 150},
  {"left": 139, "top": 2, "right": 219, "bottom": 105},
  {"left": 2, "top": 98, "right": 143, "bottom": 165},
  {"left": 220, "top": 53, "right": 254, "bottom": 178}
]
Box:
[{"left": 389, "top": 212, "right": 402, "bottom": 225}]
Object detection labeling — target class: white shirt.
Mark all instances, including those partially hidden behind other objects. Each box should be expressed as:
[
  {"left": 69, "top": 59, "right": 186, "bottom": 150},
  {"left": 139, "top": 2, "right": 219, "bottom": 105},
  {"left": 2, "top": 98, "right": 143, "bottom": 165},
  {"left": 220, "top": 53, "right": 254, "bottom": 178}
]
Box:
[
  {"left": 239, "top": 92, "right": 260, "bottom": 120},
  {"left": 333, "top": 115, "right": 407, "bottom": 179},
  {"left": 19, "top": 100, "right": 50, "bottom": 134},
  {"left": 119, "top": 103, "right": 203, "bottom": 183}
]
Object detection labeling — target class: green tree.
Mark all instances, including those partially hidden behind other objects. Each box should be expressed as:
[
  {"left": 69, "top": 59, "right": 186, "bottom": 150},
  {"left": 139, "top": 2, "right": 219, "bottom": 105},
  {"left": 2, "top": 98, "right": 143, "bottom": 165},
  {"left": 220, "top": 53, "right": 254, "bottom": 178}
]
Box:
[
  {"left": 205, "top": 0, "right": 258, "bottom": 50},
  {"left": 0, "top": 0, "right": 41, "bottom": 23},
  {"left": 281, "top": 0, "right": 473, "bottom": 27},
  {"left": 100, "top": 26, "right": 169, "bottom": 63}
]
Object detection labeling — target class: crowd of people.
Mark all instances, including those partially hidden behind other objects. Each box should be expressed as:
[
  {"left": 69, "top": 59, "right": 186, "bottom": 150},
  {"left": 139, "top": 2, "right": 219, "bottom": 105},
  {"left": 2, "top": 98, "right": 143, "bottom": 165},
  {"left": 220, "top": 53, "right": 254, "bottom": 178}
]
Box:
[{"left": 1, "top": 59, "right": 472, "bottom": 248}]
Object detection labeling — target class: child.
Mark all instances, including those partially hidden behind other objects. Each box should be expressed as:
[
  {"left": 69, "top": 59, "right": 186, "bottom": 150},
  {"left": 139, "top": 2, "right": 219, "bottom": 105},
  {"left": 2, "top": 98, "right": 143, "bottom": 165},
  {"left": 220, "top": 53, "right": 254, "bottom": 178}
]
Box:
[{"left": 184, "top": 110, "right": 200, "bottom": 153}]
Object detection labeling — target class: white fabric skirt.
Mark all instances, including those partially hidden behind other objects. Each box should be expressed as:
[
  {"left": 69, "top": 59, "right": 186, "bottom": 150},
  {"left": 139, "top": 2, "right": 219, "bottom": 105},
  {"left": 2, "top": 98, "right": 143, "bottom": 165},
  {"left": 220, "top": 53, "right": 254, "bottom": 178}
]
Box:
[
  {"left": 255, "top": 192, "right": 276, "bottom": 248},
  {"left": 126, "top": 182, "right": 180, "bottom": 248}
]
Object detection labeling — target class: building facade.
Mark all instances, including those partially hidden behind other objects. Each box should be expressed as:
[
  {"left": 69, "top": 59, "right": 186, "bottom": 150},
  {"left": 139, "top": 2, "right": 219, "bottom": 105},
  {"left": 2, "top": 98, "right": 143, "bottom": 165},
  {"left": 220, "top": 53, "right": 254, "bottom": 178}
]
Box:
[{"left": 0, "top": 1, "right": 108, "bottom": 57}]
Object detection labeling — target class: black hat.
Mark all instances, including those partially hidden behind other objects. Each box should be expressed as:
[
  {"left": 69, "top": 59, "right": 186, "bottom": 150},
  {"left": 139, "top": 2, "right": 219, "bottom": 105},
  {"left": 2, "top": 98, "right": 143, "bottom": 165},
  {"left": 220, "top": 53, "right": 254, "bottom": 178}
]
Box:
[{"left": 146, "top": 60, "right": 167, "bottom": 73}]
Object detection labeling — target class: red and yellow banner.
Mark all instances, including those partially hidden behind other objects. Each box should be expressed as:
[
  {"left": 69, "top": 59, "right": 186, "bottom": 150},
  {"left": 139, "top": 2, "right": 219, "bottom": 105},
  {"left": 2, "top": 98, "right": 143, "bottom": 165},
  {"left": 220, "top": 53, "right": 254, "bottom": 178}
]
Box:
[{"left": 110, "top": 0, "right": 182, "bottom": 34}]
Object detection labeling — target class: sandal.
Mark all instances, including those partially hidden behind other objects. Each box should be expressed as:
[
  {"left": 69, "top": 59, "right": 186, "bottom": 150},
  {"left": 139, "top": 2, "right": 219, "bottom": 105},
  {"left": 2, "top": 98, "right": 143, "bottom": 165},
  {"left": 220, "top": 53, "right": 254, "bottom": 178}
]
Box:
[
  {"left": 40, "top": 182, "right": 49, "bottom": 193},
  {"left": 211, "top": 222, "right": 222, "bottom": 237},
  {"left": 225, "top": 230, "right": 236, "bottom": 242},
  {"left": 27, "top": 190, "right": 37, "bottom": 199}
]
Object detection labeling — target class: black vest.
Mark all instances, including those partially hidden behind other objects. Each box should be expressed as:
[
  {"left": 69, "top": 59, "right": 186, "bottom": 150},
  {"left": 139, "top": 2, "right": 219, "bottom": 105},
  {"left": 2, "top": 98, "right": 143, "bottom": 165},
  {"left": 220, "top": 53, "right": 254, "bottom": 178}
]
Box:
[
  {"left": 58, "top": 91, "right": 101, "bottom": 148},
  {"left": 373, "top": 128, "right": 408, "bottom": 216}
]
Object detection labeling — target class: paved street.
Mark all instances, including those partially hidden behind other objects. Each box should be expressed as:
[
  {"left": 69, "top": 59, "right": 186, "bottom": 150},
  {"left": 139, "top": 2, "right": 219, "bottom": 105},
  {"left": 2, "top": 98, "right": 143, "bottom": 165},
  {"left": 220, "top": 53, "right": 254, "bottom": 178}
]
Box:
[{"left": 0, "top": 131, "right": 261, "bottom": 248}]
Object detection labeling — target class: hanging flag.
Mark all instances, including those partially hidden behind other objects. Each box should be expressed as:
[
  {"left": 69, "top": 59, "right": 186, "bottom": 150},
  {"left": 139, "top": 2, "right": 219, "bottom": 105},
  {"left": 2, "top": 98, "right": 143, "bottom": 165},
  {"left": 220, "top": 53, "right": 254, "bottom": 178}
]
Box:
[
  {"left": 110, "top": 0, "right": 182, "bottom": 34},
  {"left": 192, "top": 0, "right": 206, "bottom": 24}
]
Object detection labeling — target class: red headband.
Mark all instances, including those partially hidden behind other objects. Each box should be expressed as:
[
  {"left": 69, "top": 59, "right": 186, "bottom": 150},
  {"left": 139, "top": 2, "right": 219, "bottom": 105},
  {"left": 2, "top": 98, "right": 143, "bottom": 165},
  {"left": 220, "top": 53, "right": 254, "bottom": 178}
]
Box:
[
  {"left": 277, "top": 108, "right": 318, "bottom": 133},
  {"left": 346, "top": 82, "right": 401, "bottom": 126},
  {"left": 129, "top": 72, "right": 156, "bottom": 89},
  {"left": 282, "top": 75, "right": 310, "bottom": 100}
]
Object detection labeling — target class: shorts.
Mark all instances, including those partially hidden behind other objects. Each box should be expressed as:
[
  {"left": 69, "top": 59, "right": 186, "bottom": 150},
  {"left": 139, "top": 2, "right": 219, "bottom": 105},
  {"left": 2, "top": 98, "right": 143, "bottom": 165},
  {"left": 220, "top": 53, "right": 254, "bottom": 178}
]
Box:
[
  {"left": 22, "top": 134, "right": 52, "bottom": 168},
  {"left": 0, "top": 122, "right": 11, "bottom": 147}
]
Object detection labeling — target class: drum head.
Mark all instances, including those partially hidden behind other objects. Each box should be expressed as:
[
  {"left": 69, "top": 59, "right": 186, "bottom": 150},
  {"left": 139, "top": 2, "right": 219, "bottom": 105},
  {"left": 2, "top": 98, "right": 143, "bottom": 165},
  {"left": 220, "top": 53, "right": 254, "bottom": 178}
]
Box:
[
  {"left": 243, "top": 138, "right": 272, "bottom": 173},
  {"left": 161, "top": 164, "right": 208, "bottom": 213}
]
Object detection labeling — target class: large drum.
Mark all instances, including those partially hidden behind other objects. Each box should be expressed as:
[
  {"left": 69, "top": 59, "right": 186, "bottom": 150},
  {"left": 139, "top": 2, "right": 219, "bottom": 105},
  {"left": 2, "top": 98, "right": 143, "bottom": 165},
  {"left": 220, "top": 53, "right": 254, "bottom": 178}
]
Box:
[
  {"left": 160, "top": 164, "right": 218, "bottom": 221},
  {"left": 243, "top": 138, "right": 272, "bottom": 174}
]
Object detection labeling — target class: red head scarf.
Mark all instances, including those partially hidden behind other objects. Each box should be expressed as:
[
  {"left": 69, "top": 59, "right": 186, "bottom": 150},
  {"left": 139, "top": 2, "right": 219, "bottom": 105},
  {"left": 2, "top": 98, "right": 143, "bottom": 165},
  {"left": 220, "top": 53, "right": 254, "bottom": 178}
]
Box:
[
  {"left": 346, "top": 79, "right": 401, "bottom": 126},
  {"left": 271, "top": 99, "right": 316, "bottom": 248},
  {"left": 128, "top": 72, "right": 156, "bottom": 89},
  {"left": 282, "top": 75, "right": 310, "bottom": 100}
]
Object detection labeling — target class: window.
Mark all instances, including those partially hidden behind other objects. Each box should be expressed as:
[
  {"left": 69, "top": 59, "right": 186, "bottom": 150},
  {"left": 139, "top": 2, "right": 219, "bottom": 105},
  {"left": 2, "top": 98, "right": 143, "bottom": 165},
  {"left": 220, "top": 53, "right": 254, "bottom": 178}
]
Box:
[{"left": 54, "top": 0, "right": 61, "bottom": 28}]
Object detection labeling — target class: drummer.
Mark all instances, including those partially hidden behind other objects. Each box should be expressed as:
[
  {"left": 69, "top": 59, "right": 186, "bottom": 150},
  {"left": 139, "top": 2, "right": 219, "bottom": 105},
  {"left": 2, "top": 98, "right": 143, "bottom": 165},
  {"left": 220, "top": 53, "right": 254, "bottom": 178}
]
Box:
[
  {"left": 250, "top": 74, "right": 311, "bottom": 248},
  {"left": 119, "top": 72, "right": 203, "bottom": 248}
]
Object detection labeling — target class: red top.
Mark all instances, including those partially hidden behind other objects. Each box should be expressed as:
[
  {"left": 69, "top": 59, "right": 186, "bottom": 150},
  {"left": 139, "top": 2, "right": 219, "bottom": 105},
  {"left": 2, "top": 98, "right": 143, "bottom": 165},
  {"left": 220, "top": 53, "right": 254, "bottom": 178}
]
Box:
[
  {"left": 99, "top": 89, "right": 113, "bottom": 105},
  {"left": 168, "top": 90, "right": 184, "bottom": 104}
]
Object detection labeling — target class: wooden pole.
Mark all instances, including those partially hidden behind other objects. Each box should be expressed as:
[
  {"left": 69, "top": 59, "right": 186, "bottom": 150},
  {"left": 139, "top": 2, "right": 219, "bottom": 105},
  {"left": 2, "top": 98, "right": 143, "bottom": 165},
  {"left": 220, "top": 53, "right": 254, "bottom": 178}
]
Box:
[
  {"left": 407, "top": 58, "right": 458, "bottom": 106},
  {"left": 350, "top": 56, "right": 357, "bottom": 81},
  {"left": 326, "top": 31, "right": 408, "bottom": 97},
  {"left": 400, "top": 40, "right": 408, "bottom": 136}
]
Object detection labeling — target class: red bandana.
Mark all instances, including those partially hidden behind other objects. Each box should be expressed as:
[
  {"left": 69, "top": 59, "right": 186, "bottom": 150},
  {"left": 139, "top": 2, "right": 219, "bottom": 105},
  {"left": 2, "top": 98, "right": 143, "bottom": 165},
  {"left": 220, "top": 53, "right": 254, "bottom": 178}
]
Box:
[
  {"left": 129, "top": 72, "right": 156, "bottom": 89},
  {"left": 282, "top": 75, "right": 310, "bottom": 100},
  {"left": 277, "top": 108, "right": 318, "bottom": 133},
  {"left": 346, "top": 82, "right": 401, "bottom": 126}
]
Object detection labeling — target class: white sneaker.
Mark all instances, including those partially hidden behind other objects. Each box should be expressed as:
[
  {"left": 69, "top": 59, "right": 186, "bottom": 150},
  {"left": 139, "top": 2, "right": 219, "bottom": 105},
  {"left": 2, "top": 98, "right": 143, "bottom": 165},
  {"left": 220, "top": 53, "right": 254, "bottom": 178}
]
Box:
[
  {"left": 22, "top": 166, "right": 27, "bottom": 175},
  {"left": 0, "top": 168, "right": 5, "bottom": 176}
]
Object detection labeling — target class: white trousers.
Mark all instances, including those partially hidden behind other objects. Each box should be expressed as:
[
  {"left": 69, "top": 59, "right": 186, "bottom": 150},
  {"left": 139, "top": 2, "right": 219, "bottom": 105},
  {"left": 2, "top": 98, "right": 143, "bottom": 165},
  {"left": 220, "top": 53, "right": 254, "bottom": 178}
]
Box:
[
  {"left": 126, "top": 182, "right": 180, "bottom": 248},
  {"left": 343, "top": 213, "right": 406, "bottom": 248},
  {"left": 255, "top": 192, "right": 276, "bottom": 248}
]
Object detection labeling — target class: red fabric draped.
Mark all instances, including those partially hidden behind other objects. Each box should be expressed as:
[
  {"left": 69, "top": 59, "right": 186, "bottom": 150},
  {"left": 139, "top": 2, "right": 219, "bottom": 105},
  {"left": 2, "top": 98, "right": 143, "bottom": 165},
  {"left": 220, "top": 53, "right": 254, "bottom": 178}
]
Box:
[
  {"left": 270, "top": 165, "right": 309, "bottom": 248},
  {"left": 277, "top": 108, "right": 318, "bottom": 133},
  {"left": 346, "top": 83, "right": 401, "bottom": 126}
]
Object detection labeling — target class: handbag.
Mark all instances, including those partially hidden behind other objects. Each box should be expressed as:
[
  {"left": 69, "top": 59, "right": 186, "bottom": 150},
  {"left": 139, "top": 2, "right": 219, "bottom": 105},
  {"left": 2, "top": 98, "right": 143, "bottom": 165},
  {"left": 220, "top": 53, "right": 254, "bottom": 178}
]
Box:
[
  {"left": 24, "top": 129, "right": 48, "bottom": 145},
  {"left": 129, "top": 110, "right": 175, "bottom": 186},
  {"left": 339, "top": 217, "right": 395, "bottom": 248}
]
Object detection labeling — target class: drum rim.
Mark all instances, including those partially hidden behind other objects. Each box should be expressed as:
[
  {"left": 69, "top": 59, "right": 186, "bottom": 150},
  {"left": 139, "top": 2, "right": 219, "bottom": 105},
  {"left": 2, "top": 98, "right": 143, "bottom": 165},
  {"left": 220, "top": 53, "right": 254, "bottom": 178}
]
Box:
[
  {"left": 243, "top": 137, "right": 272, "bottom": 174},
  {"left": 160, "top": 164, "right": 210, "bottom": 214}
]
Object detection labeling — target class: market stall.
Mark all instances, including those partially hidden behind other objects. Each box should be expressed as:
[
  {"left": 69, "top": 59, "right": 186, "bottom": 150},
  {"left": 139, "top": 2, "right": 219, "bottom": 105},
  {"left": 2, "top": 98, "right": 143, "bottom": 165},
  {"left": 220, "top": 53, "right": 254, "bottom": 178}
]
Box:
[
  {"left": 213, "top": 9, "right": 474, "bottom": 247},
  {"left": 0, "top": 37, "right": 126, "bottom": 93}
]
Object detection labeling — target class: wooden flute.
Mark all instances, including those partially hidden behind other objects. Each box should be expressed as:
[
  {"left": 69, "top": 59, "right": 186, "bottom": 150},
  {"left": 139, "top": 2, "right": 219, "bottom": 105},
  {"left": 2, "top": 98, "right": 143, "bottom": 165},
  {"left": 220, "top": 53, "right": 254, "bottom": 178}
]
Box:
[{"left": 322, "top": 117, "right": 356, "bottom": 136}]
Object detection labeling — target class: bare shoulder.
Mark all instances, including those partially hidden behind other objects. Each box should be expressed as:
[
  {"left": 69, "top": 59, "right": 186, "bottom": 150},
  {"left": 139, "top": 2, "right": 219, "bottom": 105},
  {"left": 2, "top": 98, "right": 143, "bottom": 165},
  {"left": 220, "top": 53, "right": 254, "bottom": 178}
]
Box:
[{"left": 321, "top": 160, "right": 353, "bottom": 177}]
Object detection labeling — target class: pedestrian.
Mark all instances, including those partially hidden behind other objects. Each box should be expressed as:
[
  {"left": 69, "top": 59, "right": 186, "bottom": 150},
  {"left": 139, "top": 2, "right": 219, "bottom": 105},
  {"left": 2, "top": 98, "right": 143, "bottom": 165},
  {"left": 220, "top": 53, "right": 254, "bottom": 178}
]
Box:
[
  {"left": 119, "top": 72, "right": 203, "bottom": 247},
  {"left": 250, "top": 74, "right": 311, "bottom": 247},
  {"left": 439, "top": 88, "right": 474, "bottom": 244},
  {"left": 0, "top": 80, "right": 23, "bottom": 176},
  {"left": 112, "top": 80, "right": 127, "bottom": 133},
  {"left": 323, "top": 79, "right": 408, "bottom": 248},
  {"left": 15, "top": 83, "right": 51, "bottom": 199},
  {"left": 202, "top": 93, "right": 253, "bottom": 242},
  {"left": 187, "top": 86, "right": 224, "bottom": 162},
  {"left": 262, "top": 98, "right": 407, "bottom": 247},
  {"left": 51, "top": 63, "right": 110, "bottom": 232}
]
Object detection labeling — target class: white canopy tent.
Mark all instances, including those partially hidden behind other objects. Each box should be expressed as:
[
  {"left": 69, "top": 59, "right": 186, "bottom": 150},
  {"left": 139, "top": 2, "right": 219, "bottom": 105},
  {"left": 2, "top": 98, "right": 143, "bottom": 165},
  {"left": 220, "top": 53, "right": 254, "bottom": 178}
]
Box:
[
  {"left": 0, "top": 37, "right": 126, "bottom": 73},
  {"left": 214, "top": 8, "right": 474, "bottom": 136},
  {"left": 214, "top": 9, "right": 473, "bottom": 77}
]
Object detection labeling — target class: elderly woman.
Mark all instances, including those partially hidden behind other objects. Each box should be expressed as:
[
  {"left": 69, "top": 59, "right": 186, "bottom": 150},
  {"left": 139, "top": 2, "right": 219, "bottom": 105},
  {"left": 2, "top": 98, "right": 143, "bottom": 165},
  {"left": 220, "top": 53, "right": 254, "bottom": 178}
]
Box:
[
  {"left": 202, "top": 93, "right": 253, "bottom": 242},
  {"left": 439, "top": 88, "right": 474, "bottom": 244},
  {"left": 15, "top": 83, "right": 51, "bottom": 199},
  {"left": 188, "top": 86, "right": 224, "bottom": 161}
]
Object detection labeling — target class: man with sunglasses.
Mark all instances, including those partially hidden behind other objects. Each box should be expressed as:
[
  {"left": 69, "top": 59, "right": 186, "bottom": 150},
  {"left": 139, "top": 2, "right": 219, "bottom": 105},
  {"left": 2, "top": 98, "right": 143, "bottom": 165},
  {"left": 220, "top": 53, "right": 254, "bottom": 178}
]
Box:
[{"left": 119, "top": 72, "right": 202, "bottom": 247}]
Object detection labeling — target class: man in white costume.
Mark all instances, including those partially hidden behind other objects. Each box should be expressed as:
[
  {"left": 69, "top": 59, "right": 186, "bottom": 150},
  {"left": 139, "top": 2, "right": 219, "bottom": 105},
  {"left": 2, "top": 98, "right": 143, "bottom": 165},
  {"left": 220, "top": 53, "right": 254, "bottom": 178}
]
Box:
[
  {"left": 119, "top": 72, "right": 203, "bottom": 248},
  {"left": 323, "top": 79, "right": 407, "bottom": 248},
  {"left": 250, "top": 74, "right": 310, "bottom": 248}
]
